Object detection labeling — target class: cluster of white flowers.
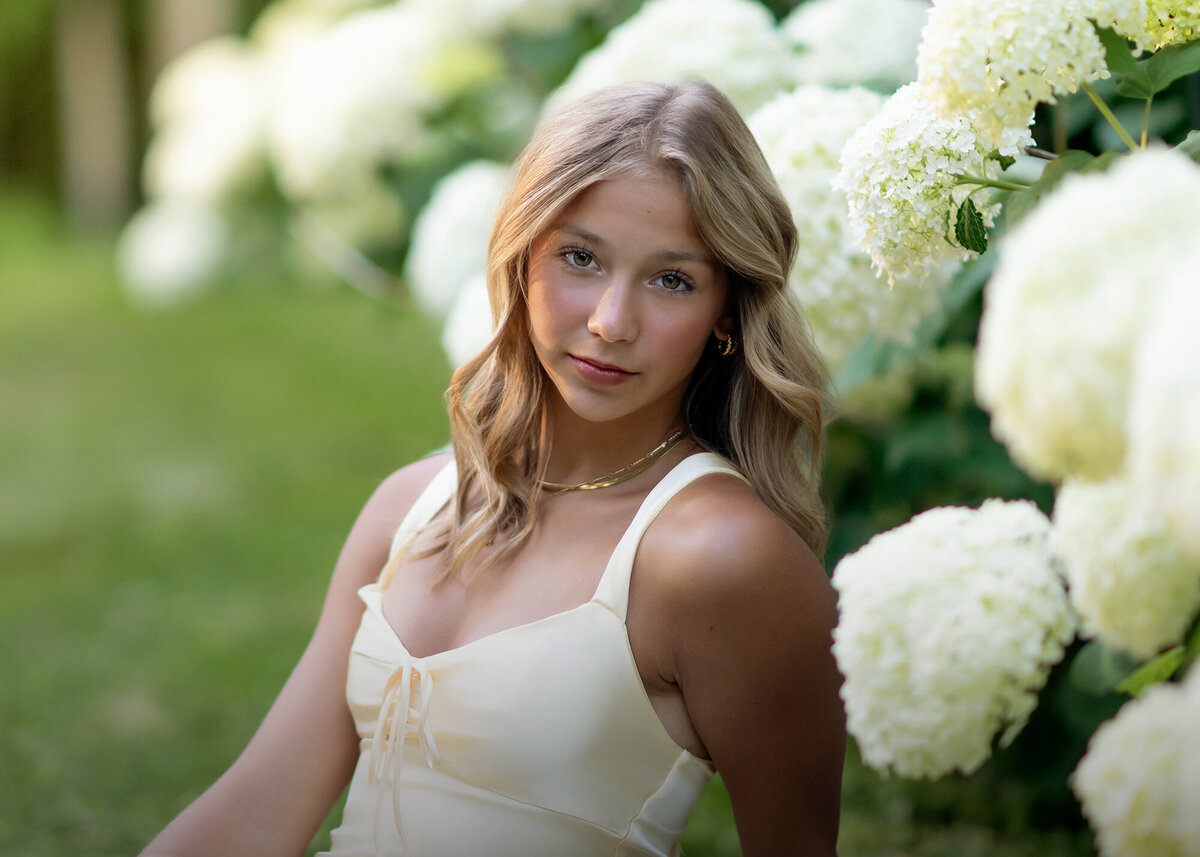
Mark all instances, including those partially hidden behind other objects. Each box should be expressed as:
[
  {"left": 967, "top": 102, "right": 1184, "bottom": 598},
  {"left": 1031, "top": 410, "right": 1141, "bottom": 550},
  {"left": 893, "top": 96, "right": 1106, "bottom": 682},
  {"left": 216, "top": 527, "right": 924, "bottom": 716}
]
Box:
[
  {"left": 265, "top": 3, "right": 501, "bottom": 199},
  {"left": 781, "top": 0, "right": 928, "bottom": 92},
  {"left": 916, "top": 0, "right": 1144, "bottom": 139},
  {"left": 404, "top": 161, "right": 511, "bottom": 318},
  {"left": 442, "top": 274, "right": 495, "bottom": 369},
  {"left": 117, "top": 199, "right": 230, "bottom": 307},
  {"left": 1140, "top": 0, "right": 1200, "bottom": 49},
  {"left": 833, "top": 84, "right": 1029, "bottom": 285},
  {"left": 1053, "top": 477, "right": 1200, "bottom": 659},
  {"left": 143, "top": 37, "right": 268, "bottom": 203},
  {"left": 749, "top": 85, "right": 956, "bottom": 371},
  {"left": 975, "top": 148, "right": 1200, "bottom": 483},
  {"left": 832, "top": 500, "right": 1075, "bottom": 778},
  {"left": 1128, "top": 260, "right": 1200, "bottom": 559},
  {"left": 548, "top": 0, "right": 792, "bottom": 115},
  {"left": 249, "top": 0, "right": 354, "bottom": 53},
  {"left": 1072, "top": 666, "right": 1200, "bottom": 857}
]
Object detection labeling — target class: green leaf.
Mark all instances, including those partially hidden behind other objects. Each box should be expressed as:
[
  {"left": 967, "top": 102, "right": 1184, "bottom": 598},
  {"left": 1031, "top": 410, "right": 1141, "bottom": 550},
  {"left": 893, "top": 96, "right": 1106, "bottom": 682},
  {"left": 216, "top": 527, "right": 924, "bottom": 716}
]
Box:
[
  {"left": 1177, "top": 129, "right": 1200, "bottom": 164},
  {"left": 1142, "top": 39, "right": 1200, "bottom": 94},
  {"left": 988, "top": 151, "right": 1017, "bottom": 171},
  {"left": 953, "top": 198, "right": 988, "bottom": 253},
  {"left": 1068, "top": 640, "right": 1140, "bottom": 696},
  {"left": 1116, "top": 646, "right": 1186, "bottom": 696},
  {"left": 1097, "top": 26, "right": 1153, "bottom": 98},
  {"left": 1002, "top": 149, "right": 1121, "bottom": 227}
]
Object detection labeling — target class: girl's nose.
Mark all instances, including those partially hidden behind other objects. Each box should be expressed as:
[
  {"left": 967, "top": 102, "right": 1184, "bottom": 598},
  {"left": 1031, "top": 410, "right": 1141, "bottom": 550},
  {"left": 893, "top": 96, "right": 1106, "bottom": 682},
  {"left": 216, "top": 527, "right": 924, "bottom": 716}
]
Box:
[{"left": 587, "top": 279, "right": 638, "bottom": 343}]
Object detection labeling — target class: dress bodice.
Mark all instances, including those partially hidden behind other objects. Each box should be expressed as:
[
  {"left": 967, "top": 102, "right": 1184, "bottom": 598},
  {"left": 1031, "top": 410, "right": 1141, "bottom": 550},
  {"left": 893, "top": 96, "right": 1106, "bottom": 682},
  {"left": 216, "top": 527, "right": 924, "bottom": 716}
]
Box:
[{"left": 320, "top": 453, "right": 746, "bottom": 857}]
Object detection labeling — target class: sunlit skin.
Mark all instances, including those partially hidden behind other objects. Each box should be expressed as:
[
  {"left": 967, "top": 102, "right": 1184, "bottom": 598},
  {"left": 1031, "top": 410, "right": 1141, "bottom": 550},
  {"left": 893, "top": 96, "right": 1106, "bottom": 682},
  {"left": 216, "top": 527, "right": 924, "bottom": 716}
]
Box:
[{"left": 526, "top": 168, "right": 732, "bottom": 485}]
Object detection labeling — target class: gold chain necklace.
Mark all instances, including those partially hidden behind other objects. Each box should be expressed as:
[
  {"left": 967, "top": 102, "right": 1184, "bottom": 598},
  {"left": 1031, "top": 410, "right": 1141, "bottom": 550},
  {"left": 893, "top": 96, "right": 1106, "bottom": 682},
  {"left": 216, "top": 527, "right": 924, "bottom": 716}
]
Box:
[{"left": 539, "top": 429, "right": 686, "bottom": 493}]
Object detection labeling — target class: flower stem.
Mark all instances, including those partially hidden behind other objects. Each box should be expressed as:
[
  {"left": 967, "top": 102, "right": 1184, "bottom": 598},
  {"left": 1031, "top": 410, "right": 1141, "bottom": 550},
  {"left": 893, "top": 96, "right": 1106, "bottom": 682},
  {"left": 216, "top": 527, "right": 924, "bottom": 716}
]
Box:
[
  {"left": 956, "top": 174, "right": 1031, "bottom": 192},
  {"left": 1083, "top": 81, "right": 1139, "bottom": 151},
  {"left": 1141, "top": 95, "right": 1154, "bottom": 148},
  {"left": 1023, "top": 147, "right": 1059, "bottom": 161}
]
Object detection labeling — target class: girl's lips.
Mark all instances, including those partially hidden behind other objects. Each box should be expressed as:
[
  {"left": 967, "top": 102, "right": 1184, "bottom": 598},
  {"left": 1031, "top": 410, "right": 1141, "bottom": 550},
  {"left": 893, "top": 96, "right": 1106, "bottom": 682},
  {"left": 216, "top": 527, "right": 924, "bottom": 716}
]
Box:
[{"left": 570, "top": 355, "right": 636, "bottom": 386}]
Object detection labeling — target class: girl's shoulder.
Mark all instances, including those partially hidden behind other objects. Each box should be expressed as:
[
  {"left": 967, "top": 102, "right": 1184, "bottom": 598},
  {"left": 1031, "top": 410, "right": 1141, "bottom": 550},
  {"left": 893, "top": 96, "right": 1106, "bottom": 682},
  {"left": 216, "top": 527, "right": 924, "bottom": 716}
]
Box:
[
  {"left": 636, "top": 469, "right": 830, "bottom": 621},
  {"left": 342, "top": 451, "right": 454, "bottom": 591},
  {"left": 370, "top": 450, "right": 454, "bottom": 524}
]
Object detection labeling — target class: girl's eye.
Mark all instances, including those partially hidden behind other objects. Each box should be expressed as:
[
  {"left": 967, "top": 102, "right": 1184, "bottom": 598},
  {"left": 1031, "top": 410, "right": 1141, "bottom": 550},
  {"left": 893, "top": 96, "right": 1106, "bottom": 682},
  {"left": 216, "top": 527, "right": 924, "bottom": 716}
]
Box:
[
  {"left": 564, "top": 249, "right": 595, "bottom": 268},
  {"left": 656, "top": 271, "right": 694, "bottom": 292}
]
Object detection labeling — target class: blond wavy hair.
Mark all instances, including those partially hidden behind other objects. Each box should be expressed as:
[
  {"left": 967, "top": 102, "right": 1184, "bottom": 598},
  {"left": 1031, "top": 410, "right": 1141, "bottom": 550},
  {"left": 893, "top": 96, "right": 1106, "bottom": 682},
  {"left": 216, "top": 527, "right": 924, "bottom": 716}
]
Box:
[{"left": 409, "top": 80, "right": 828, "bottom": 584}]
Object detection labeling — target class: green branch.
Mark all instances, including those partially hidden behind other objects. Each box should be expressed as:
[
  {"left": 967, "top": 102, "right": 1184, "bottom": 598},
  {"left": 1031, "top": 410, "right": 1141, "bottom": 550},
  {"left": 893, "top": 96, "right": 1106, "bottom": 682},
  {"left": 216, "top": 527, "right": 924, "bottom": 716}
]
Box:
[
  {"left": 956, "top": 174, "right": 1031, "bottom": 192},
  {"left": 1083, "top": 81, "right": 1140, "bottom": 152}
]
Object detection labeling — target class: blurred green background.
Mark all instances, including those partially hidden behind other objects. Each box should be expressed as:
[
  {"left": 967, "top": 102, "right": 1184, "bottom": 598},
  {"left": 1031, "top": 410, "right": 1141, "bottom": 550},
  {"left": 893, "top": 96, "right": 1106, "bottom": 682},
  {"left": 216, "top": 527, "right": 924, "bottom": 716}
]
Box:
[{"left": 0, "top": 1, "right": 1155, "bottom": 854}]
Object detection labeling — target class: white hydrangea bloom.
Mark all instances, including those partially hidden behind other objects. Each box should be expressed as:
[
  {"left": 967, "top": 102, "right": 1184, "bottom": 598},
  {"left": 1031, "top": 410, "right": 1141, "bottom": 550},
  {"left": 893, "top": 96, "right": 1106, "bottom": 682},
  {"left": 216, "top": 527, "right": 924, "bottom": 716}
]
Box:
[
  {"left": 916, "top": 0, "right": 1146, "bottom": 139},
  {"left": 265, "top": 3, "right": 501, "bottom": 199},
  {"left": 832, "top": 500, "right": 1075, "bottom": 778},
  {"left": 833, "top": 84, "right": 1029, "bottom": 285},
  {"left": 1139, "top": 0, "right": 1200, "bottom": 49},
  {"left": 117, "top": 199, "right": 230, "bottom": 307},
  {"left": 442, "top": 274, "right": 495, "bottom": 369},
  {"left": 548, "top": 0, "right": 792, "bottom": 115},
  {"left": 250, "top": 0, "right": 349, "bottom": 54},
  {"left": 143, "top": 37, "right": 268, "bottom": 202},
  {"left": 749, "top": 85, "right": 956, "bottom": 371},
  {"left": 1072, "top": 667, "right": 1200, "bottom": 857},
  {"left": 975, "top": 148, "right": 1200, "bottom": 483},
  {"left": 781, "top": 0, "right": 928, "bottom": 91},
  {"left": 405, "top": 161, "right": 511, "bottom": 318},
  {"left": 1053, "top": 476, "right": 1200, "bottom": 659},
  {"left": 1128, "top": 260, "right": 1200, "bottom": 558}
]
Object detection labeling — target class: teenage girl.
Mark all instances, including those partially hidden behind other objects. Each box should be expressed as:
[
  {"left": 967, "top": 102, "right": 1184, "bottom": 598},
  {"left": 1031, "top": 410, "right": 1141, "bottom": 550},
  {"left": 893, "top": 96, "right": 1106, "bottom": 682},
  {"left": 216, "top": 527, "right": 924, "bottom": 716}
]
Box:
[{"left": 140, "top": 79, "right": 845, "bottom": 857}]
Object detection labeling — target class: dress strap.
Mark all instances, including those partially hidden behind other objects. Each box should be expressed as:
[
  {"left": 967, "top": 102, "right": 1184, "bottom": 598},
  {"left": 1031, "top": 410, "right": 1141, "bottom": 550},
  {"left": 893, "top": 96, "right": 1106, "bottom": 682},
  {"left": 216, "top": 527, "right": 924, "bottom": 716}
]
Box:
[
  {"left": 594, "top": 452, "right": 748, "bottom": 620},
  {"left": 378, "top": 458, "right": 458, "bottom": 587}
]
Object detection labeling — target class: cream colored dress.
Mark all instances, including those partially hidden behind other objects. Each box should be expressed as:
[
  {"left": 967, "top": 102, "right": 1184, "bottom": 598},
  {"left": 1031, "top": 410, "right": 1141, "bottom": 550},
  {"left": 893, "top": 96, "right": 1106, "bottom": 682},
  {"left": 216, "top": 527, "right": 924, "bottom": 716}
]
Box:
[{"left": 319, "top": 453, "right": 746, "bottom": 857}]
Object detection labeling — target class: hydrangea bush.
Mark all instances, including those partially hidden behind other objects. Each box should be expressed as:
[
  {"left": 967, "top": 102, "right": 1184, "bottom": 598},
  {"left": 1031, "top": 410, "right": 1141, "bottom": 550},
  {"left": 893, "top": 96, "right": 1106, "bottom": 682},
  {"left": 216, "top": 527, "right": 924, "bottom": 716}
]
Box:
[
  {"left": 142, "top": 37, "right": 268, "bottom": 204},
  {"left": 749, "top": 85, "right": 958, "bottom": 372},
  {"left": 832, "top": 501, "right": 1075, "bottom": 778},
  {"left": 1053, "top": 476, "right": 1200, "bottom": 659},
  {"left": 1128, "top": 260, "right": 1200, "bottom": 558},
  {"left": 548, "top": 0, "right": 793, "bottom": 115},
  {"left": 974, "top": 148, "right": 1200, "bottom": 482},
  {"left": 403, "top": 161, "right": 511, "bottom": 319},
  {"left": 829, "top": 1, "right": 1200, "bottom": 852},
  {"left": 915, "top": 0, "right": 1144, "bottom": 139},
  {"left": 780, "top": 0, "right": 928, "bottom": 92},
  {"left": 1072, "top": 666, "right": 1200, "bottom": 857},
  {"left": 833, "top": 84, "right": 1030, "bottom": 285}
]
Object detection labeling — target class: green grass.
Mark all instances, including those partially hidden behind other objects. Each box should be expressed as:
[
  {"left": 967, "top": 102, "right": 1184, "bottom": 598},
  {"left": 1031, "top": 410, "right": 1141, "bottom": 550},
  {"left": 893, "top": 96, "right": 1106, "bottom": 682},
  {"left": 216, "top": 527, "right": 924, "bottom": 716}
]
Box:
[
  {"left": 0, "top": 193, "right": 450, "bottom": 855},
  {"left": 0, "top": 192, "right": 1095, "bottom": 856}
]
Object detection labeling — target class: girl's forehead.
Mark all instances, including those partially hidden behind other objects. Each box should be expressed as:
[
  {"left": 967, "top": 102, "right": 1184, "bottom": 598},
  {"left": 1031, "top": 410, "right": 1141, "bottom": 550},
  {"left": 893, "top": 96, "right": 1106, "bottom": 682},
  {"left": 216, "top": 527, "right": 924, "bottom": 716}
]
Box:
[{"left": 549, "top": 169, "right": 701, "bottom": 240}]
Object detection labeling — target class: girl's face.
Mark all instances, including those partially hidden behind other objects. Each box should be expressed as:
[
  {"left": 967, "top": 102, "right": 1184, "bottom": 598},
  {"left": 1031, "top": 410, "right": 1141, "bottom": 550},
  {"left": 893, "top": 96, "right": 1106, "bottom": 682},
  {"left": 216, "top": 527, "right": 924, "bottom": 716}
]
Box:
[{"left": 525, "top": 168, "right": 730, "bottom": 432}]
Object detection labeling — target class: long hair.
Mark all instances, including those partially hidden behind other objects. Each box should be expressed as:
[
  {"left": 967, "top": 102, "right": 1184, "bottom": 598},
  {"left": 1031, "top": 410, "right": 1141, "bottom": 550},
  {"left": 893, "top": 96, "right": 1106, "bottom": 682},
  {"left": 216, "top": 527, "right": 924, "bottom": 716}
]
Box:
[{"left": 410, "top": 80, "right": 828, "bottom": 584}]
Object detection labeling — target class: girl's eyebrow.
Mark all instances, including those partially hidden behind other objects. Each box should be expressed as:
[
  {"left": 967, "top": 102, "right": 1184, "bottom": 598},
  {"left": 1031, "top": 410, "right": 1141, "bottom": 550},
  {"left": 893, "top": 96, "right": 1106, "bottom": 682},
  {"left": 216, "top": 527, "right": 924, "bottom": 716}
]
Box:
[
  {"left": 554, "top": 224, "right": 720, "bottom": 270},
  {"left": 556, "top": 224, "right": 609, "bottom": 249}
]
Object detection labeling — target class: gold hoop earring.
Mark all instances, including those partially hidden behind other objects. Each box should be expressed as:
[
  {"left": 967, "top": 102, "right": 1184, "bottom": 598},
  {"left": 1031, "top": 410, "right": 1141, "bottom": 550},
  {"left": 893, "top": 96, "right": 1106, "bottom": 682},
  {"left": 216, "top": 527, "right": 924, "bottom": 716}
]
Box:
[{"left": 720, "top": 333, "right": 738, "bottom": 357}]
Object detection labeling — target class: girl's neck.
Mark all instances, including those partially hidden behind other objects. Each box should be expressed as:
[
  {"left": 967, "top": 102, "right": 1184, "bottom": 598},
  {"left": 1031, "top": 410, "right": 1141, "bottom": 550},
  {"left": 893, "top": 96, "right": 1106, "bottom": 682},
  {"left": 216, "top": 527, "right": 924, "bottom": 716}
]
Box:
[{"left": 540, "top": 406, "right": 686, "bottom": 488}]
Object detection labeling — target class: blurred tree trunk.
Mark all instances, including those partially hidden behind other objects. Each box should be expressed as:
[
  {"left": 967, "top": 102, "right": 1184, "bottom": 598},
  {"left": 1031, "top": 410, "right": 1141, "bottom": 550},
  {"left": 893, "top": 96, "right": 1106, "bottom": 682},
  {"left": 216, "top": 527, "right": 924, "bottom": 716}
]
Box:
[
  {"left": 54, "top": 0, "right": 133, "bottom": 229},
  {"left": 143, "top": 0, "right": 238, "bottom": 84},
  {"left": 53, "top": 0, "right": 238, "bottom": 230}
]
